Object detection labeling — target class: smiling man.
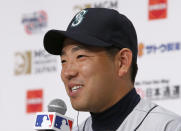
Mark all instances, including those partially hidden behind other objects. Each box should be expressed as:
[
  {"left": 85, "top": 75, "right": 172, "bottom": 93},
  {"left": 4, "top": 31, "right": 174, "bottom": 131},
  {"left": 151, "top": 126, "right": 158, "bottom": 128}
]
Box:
[
  {"left": 43, "top": 8, "right": 181, "bottom": 131},
  {"left": 60, "top": 38, "right": 134, "bottom": 114}
]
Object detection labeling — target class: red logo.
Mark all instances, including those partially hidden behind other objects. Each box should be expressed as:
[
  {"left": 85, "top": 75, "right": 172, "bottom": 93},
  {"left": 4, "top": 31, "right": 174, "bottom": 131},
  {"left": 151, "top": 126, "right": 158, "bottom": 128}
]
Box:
[
  {"left": 26, "top": 89, "right": 43, "bottom": 113},
  {"left": 149, "top": 0, "right": 167, "bottom": 20}
]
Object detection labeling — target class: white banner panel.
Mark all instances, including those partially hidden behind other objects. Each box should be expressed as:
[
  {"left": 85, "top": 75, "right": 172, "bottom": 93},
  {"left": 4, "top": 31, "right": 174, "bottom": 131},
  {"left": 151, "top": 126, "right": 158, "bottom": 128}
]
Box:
[{"left": 0, "top": 0, "right": 181, "bottom": 130}]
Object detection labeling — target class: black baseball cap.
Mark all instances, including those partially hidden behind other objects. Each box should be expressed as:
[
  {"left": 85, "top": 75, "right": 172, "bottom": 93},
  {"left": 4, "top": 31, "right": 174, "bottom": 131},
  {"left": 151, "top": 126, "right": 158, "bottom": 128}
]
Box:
[{"left": 44, "top": 8, "right": 138, "bottom": 63}]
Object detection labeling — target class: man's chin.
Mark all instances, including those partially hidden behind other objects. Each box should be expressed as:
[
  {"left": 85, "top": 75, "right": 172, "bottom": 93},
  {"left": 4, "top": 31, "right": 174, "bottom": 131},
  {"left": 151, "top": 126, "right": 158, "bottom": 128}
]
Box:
[{"left": 72, "top": 103, "right": 89, "bottom": 112}]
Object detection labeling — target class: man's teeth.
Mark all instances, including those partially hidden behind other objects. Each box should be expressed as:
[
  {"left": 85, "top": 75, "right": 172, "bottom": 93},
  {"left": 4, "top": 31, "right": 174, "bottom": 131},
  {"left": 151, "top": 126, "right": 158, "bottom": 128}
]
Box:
[{"left": 72, "top": 86, "right": 82, "bottom": 92}]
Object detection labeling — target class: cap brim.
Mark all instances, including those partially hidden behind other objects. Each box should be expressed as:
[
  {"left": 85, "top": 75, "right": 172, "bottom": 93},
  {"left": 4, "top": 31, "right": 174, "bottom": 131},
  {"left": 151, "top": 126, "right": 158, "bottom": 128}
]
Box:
[{"left": 43, "top": 29, "right": 111, "bottom": 55}]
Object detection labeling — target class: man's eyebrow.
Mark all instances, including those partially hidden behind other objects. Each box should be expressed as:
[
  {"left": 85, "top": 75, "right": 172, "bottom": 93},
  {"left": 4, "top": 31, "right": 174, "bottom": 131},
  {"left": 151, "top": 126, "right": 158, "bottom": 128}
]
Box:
[{"left": 61, "top": 45, "right": 88, "bottom": 56}]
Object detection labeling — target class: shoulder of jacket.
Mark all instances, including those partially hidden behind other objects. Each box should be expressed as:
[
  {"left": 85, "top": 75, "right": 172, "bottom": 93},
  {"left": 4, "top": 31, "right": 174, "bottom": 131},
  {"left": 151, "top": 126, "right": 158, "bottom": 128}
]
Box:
[
  {"left": 117, "top": 99, "right": 181, "bottom": 131},
  {"left": 135, "top": 99, "right": 181, "bottom": 120}
]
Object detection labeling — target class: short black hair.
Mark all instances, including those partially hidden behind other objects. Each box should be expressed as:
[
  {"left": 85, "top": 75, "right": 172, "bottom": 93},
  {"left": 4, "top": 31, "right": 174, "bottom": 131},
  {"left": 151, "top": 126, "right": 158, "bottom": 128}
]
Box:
[{"left": 105, "top": 47, "right": 138, "bottom": 84}]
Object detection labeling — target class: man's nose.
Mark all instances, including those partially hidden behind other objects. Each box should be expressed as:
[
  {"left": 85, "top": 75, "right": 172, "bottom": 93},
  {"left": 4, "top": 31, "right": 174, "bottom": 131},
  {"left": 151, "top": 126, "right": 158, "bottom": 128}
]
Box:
[{"left": 62, "top": 62, "right": 78, "bottom": 80}]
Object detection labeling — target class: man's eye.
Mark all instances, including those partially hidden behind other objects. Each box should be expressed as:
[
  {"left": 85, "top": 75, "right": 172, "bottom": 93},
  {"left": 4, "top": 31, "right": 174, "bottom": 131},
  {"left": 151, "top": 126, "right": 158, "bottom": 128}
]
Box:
[
  {"left": 61, "top": 60, "right": 66, "bottom": 64},
  {"left": 77, "top": 55, "right": 86, "bottom": 59}
]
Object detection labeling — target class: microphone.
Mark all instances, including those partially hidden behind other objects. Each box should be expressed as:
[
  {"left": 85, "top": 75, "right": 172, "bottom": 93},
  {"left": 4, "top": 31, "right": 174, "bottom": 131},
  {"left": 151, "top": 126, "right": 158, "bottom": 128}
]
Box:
[
  {"left": 48, "top": 99, "right": 67, "bottom": 115},
  {"left": 34, "top": 99, "right": 74, "bottom": 131}
]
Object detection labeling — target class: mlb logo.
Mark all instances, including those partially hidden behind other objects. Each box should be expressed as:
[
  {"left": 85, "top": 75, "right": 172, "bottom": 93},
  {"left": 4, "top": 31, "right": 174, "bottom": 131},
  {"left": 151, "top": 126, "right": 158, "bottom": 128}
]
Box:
[
  {"left": 54, "top": 115, "right": 73, "bottom": 131},
  {"left": 35, "top": 114, "right": 54, "bottom": 129},
  {"left": 149, "top": 0, "right": 167, "bottom": 20},
  {"left": 34, "top": 112, "right": 73, "bottom": 131}
]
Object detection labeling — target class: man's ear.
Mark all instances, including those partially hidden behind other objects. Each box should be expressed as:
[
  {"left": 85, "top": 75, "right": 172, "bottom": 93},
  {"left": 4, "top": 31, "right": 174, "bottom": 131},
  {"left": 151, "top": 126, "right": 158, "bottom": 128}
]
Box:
[{"left": 116, "top": 48, "right": 132, "bottom": 77}]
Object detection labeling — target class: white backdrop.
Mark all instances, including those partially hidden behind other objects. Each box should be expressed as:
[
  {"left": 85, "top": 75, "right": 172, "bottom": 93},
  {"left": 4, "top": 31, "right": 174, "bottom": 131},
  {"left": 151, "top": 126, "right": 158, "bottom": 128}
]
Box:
[{"left": 1, "top": 0, "right": 181, "bottom": 130}]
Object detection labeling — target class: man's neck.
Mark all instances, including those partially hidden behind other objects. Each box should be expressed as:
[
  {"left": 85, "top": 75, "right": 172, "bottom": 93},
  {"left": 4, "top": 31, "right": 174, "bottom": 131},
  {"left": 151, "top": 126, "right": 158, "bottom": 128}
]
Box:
[{"left": 90, "top": 88, "right": 140, "bottom": 131}]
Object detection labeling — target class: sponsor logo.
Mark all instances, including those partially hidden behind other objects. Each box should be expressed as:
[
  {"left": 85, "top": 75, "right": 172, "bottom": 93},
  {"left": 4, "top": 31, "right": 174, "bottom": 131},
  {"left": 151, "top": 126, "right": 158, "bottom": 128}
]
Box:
[
  {"left": 135, "top": 79, "right": 180, "bottom": 100},
  {"left": 14, "top": 51, "right": 31, "bottom": 75},
  {"left": 14, "top": 50, "right": 57, "bottom": 75},
  {"left": 138, "top": 43, "right": 144, "bottom": 57},
  {"left": 149, "top": 0, "right": 167, "bottom": 20},
  {"left": 26, "top": 89, "right": 43, "bottom": 113},
  {"left": 32, "top": 50, "right": 57, "bottom": 74},
  {"left": 136, "top": 88, "right": 145, "bottom": 98},
  {"left": 73, "top": 0, "right": 118, "bottom": 12},
  {"left": 138, "top": 42, "right": 181, "bottom": 57},
  {"left": 22, "top": 10, "right": 48, "bottom": 34}
]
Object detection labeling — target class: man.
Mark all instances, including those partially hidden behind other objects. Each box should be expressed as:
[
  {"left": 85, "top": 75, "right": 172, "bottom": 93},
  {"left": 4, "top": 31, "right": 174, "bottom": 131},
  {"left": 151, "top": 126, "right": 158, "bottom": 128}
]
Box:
[{"left": 43, "top": 8, "right": 181, "bottom": 131}]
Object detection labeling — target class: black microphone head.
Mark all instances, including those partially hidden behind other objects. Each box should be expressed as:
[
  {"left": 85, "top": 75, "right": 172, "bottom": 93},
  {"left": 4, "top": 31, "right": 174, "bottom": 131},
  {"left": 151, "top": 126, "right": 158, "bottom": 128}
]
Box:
[{"left": 48, "top": 98, "right": 67, "bottom": 115}]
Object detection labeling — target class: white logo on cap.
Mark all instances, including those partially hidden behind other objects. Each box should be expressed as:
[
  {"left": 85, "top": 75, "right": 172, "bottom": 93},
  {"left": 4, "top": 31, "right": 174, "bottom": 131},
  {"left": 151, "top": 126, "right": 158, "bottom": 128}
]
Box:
[{"left": 71, "top": 9, "right": 87, "bottom": 27}]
